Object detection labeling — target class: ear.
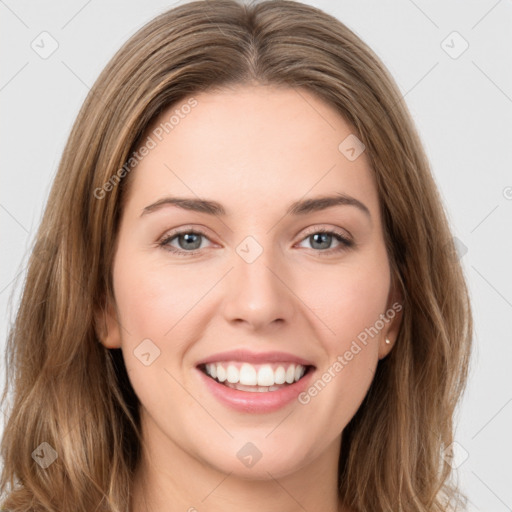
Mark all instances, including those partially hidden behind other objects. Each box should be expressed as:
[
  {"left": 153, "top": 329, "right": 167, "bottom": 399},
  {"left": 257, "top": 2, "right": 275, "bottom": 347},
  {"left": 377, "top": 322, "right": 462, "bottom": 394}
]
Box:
[
  {"left": 93, "top": 296, "right": 122, "bottom": 349},
  {"left": 378, "top": 274, "right": 404, "bottom": 360}
]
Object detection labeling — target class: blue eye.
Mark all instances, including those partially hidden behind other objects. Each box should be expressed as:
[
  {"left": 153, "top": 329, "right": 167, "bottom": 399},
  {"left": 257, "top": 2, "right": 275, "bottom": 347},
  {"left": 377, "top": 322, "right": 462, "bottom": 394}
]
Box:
[
  {"left": 158, "top": 229, "right": 209, "bottom": 255},
  {"left": 158, "top": 227, "right": 353, "bottom": 257},
  {"left": 298, "top": 229, "right": 353, "bottom": 255}
]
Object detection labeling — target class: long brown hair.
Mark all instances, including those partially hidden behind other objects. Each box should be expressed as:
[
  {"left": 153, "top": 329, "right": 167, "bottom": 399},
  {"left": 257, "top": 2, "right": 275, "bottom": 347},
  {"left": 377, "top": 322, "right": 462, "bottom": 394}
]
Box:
[{"left": 1, "top": 1, "right": 473, "bottom": 510}]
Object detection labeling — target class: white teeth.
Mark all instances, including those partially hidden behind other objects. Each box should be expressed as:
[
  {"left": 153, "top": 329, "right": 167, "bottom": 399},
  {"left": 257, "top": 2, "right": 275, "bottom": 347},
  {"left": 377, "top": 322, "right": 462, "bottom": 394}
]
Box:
[
  {"left": 203, "top": 361, "right": 308, "bottom": 387},
  {"left": 208, "top": 363, "right": 217, "bottom": 379},
  {"left": 226, "top": 365, "right": 239, "bottom": 383},
  {"left": 224, "top": 382, "right": 283, "bottom": 392},
  {"left": 239, "top": 363, "right": 257, "bottom": 385},
  {"left": 274, "top": 366, "right": 286, "bottom": 385},
  {"left": 285, "top": 365, "right": 296, "bottom": 384},
  {"left": 216, "top": 365, "right": 227, "bottom": 382},
  {"left": 257, "top": 365, "right": 275, "bottom": 387}
]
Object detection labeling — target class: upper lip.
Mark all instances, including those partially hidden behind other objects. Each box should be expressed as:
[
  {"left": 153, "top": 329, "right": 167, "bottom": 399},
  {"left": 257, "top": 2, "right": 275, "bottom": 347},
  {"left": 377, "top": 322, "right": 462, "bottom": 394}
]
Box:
[{"left": 196, "top": 349, "right": 315, "bottom": 367}]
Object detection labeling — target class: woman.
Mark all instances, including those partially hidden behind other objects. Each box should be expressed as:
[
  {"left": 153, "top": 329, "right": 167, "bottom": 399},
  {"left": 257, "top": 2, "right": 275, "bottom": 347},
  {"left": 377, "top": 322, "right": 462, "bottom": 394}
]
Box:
[{"left": 0, "top": 1, "right": 473, "bottom": 511}]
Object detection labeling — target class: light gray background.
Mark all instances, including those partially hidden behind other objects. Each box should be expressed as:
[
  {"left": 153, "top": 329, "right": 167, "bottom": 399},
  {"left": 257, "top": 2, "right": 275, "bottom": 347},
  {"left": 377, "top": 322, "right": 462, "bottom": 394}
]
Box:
[{"left": 1, "top": 0, "right": 511, "bottom": 510}]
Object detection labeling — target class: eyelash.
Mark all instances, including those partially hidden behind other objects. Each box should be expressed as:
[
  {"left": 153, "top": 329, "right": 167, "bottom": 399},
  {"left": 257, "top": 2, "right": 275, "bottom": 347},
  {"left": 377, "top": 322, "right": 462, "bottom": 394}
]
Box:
[{"left": 157, "top": 226, "right": 354, "bottom": 257}]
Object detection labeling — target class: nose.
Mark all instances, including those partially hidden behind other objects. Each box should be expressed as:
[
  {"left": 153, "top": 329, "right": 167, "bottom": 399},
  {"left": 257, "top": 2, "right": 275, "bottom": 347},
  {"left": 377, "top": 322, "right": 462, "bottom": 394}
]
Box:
[{"left": 222, "top": 243, "right": 296, "bottom": 331}]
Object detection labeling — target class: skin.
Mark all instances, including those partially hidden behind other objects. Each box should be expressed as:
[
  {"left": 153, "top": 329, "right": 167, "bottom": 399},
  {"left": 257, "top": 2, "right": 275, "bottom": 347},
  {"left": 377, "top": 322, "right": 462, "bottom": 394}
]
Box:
[{"left": 96, "top": 84, "right": 402, "bottom": 512}]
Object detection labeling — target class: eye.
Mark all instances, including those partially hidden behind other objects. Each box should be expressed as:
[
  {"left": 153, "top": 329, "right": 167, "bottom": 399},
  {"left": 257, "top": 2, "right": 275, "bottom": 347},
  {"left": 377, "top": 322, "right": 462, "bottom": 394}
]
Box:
[
  {"left": 296, "top": 227, "right": 353, "bottom": 256},
  {"left": 157, "top": 226, "right": 354, "bottom": 257},
  {"left": 158, "top": 228, "right": 212, "bottom": 255}
]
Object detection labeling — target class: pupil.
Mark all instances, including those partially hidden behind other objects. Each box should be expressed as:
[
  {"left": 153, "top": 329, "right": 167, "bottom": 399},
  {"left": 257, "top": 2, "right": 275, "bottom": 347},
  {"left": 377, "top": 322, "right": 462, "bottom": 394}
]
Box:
[
  {"left": 312, "top": 233, "right": 330, "bottom": 250},
  {"left": 181, "top": 233, "right": 201, "bottom": 250}
]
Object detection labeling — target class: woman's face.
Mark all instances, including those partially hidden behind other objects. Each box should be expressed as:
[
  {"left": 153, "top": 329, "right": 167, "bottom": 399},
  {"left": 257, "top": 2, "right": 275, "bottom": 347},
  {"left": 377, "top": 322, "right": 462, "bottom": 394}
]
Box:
[{"left": 99, "top": 85, "right": 401, "bottom": 478}]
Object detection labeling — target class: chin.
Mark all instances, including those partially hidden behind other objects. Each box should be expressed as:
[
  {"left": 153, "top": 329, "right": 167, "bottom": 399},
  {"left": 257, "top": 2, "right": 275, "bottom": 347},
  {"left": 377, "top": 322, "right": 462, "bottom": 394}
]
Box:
[{"left": 199, "top": 441, "right": 312, "bottom": 480}]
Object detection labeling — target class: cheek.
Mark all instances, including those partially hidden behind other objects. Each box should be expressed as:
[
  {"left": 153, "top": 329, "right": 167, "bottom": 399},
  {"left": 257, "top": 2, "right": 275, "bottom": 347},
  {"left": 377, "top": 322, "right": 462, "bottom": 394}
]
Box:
[
  {"left": 113, "top": 241, "right": 390, "bottom": 353},
  {"left": 112, "top": 249, "right": 206, "bottom": 342},
  {"left": 299, "top": 255, "right": 390, "bottom": 354},
  {"left": 293, "top": 257, "right": 389, "bottom": 434},
  {"left": 111, "top": 250, "right": 203, "bottom": 406}
]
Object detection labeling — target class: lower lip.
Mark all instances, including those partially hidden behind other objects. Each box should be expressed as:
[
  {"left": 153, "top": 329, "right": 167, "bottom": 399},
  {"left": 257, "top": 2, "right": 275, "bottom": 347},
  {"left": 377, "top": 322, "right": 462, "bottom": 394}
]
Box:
[{"left": 196, "top": 367, "right": 315, "bottom": 413}]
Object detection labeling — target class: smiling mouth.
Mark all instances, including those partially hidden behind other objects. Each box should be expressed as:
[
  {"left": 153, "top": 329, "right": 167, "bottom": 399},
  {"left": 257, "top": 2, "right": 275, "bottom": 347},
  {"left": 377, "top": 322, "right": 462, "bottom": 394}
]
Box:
[{"left": 197, "top": 362, "right": 315, "bottom": 393}]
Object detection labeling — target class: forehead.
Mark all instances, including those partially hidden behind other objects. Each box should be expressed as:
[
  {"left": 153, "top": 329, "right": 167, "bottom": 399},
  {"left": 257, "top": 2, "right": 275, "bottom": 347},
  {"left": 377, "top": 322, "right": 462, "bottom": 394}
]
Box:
[{"left": 124, "top": 85, "right": 380, "bottom": 221}]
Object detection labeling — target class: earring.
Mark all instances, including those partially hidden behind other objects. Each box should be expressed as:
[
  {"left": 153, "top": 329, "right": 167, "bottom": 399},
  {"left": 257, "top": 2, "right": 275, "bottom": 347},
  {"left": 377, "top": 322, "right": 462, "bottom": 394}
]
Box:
[{"left": 385, "top": 338, "right": 391, "bottom": 345}]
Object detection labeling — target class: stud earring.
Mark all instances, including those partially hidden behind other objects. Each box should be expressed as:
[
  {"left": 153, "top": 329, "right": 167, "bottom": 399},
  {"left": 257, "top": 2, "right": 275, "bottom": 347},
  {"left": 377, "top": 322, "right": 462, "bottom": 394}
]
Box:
[{"left": 385, "top": 338, "right": 391, "bottom": 345}]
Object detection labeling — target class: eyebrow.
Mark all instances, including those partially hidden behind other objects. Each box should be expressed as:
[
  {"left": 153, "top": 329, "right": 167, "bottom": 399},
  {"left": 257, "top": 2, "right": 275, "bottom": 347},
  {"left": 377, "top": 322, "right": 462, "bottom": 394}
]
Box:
[{"left": 140, "top": 192, "right": 371, "bottom": 219}]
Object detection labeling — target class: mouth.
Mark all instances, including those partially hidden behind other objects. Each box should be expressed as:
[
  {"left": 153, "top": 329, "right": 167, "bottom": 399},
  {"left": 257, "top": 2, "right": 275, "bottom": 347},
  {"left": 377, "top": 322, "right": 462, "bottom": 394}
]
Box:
[{"left": 197, "top": 361, "right": 315, "bottom": 393}]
